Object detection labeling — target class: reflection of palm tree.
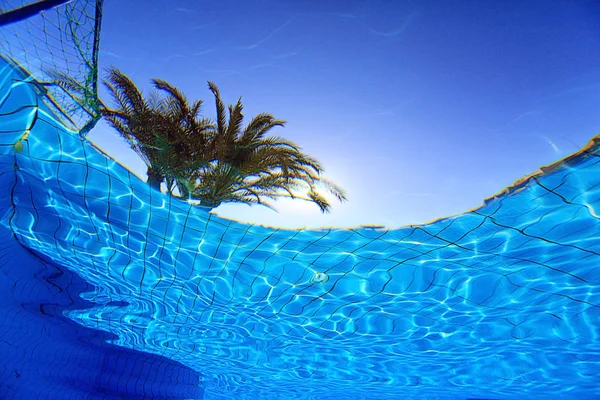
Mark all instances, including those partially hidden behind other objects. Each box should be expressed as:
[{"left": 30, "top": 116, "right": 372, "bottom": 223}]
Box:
[
  {"left": 102, "top": 68, "right": 212, "bottom": 192},
  {"left": 181, "top": 81, "right": 346, "bottom": 212}
]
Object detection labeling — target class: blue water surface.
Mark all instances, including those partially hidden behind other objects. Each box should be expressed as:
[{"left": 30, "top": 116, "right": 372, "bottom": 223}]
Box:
[{"left": 0, "top": 56, "right": 599, "bottom": 399}]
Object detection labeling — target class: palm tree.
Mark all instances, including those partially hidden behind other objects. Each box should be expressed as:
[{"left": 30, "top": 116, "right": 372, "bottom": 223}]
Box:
[
  {"left": 51, "top": 69, "right": 346, "bottom": 213},
  {"left": 178, "top": 81, "right": 346, "bottom": 213},
  {"left": 101, "top": 68, "right": 213, "bottom": 192}
]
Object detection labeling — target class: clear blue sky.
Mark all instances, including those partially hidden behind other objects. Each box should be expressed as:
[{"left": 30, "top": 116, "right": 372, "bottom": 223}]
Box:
[{"left": 88, "top": 0, "right": 600, "bottom": 229}]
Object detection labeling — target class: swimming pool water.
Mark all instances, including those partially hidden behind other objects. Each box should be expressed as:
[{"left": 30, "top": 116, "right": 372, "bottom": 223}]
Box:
[{"left": 0, "top": 56, "right": 599, "bottom": 399}]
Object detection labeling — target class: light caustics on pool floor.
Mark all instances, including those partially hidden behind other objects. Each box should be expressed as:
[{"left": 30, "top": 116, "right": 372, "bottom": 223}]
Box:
[{"left": 0, "top": 56, "right": 599, "bottom": 400}]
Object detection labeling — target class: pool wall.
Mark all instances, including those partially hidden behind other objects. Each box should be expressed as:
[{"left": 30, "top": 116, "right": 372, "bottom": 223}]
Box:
[
  {"left": 1, "top": 55, "right": 599, "bottom": 399},
  {"left": 0, "top": 57, "right": 204, "bottom": 399}
]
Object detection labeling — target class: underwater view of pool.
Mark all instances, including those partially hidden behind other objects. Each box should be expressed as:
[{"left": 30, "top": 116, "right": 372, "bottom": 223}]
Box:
[{"left": 1, "top": 53, "right": 600, "bottom": 400}]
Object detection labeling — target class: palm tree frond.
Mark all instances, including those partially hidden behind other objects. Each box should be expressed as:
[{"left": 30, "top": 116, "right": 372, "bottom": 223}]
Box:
[{"left": 207, "top": 81, "right": 228, "bottom": 135}]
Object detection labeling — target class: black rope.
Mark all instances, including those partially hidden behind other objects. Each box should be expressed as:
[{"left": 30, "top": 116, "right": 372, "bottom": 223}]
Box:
[{"left": 0, "top": 0, "right": 72, "bottom": 27}]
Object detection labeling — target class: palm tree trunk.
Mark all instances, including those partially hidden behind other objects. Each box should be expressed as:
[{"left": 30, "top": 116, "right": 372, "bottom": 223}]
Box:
[
  {"left": 178, "top": 182, "right": 191, "bottom": 199},
  {"left": 147, "top": 168, "right": 162, "bottom": 191},
  {"left": 199, "top": 199, "right": 218, "bottom": 210}
]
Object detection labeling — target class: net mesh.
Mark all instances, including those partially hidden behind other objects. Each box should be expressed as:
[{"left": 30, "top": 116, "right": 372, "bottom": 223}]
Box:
[{"left": 0, "top": 0, "right": 103, "bottom": 133}]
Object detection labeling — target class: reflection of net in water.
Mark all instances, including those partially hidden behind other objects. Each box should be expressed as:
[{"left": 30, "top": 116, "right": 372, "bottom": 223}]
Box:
[
  {"left": 1, "top": 55, "right": 600, "bottom": 399},
  {"left": 0, "top": 0, "right": 103, "bottom": 133}
]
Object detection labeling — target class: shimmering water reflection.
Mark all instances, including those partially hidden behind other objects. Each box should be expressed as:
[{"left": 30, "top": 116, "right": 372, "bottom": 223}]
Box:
[{"left": 1, "top": 56, "right": 599, "bottom": 400}]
